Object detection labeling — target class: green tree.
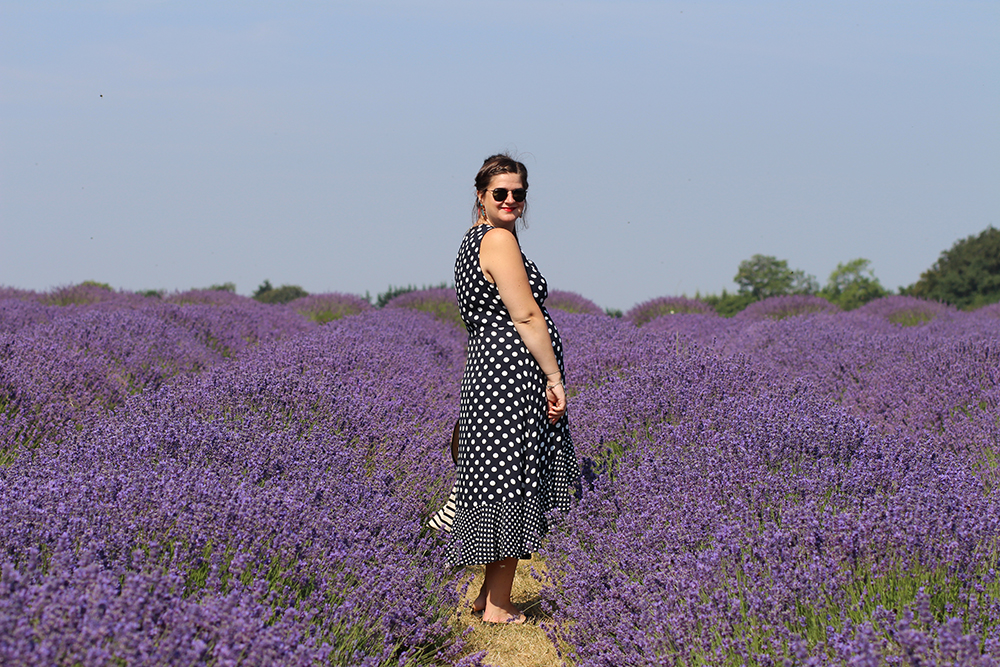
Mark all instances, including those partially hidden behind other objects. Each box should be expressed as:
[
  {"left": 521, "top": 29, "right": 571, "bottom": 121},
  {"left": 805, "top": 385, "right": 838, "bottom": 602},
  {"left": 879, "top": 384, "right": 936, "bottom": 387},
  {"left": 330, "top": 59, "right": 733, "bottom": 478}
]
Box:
[
  {"left": 734, "top": 254, "right": 817, "bottom": 299},
  {"left": 906, "top": 227, "right": 1000, "bottom": 309},
  {"left": 820, "top": 258, "right": 888, "bottom": 310},
  {"left": 252, "top": 280, "right": 274, "bottom": 299},
  {"left": 375, "top": 284, "right": 418, "bottom": 308},
  {"left": 81, "top": 280, "right": 113, "bottom": 291},
  {"left": 253, "top": 279, "right": 309, "bottom": 305},
  {"left": 701, "top": 290, "right": 756, "bottom": 317}
]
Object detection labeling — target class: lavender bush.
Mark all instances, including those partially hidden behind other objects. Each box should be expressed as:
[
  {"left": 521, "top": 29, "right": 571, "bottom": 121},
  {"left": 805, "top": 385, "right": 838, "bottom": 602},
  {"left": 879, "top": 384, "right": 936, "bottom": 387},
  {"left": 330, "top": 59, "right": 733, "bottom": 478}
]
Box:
[
  {"left": 0, "top": 287, "right": 35, "bottom": 301},
  {"left": 154, "top": 302, "right": 315, "bottom": 358},
  {"left": 736, "top": 294, "right": 841, "bottom": 321},
  {"left": 164, "top": 289, "right": 259, "bottom": 307},
  {"left": 289, "top": 292, "right": 372, "bottom": 324},
  {"left": 545, "top": 290, "right": 606, "bottom": 316},
  {"left": 639, "top": 312, "right": 734, "bottom": 345},
  {"left": 40, "top": 282, "right": 127, "bottom": 306},
  {"left": 625, "top": 296, "right": 716, "bottom": 326},
  {"left": 0, "top": 308, "right": 220, "bottom": 464},
  {"left": 0, "top": 298, "right": 57, "bottom": 334},
  {"left": 384, "top": 288, "right": 463, "bottom": 329},
  {"left": 974, "top": 302, "right": 1000, "bottom": 319},
  {"left": 854, "top": 295, "right": 957, "bottom": 326}
]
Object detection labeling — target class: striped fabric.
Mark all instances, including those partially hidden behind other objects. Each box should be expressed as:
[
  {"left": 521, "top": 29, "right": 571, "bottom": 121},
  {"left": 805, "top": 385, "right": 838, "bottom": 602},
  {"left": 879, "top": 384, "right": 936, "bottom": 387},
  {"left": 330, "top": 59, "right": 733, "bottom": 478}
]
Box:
[{"left": 428, "top": 489, "right": 457, "bottom": 533}]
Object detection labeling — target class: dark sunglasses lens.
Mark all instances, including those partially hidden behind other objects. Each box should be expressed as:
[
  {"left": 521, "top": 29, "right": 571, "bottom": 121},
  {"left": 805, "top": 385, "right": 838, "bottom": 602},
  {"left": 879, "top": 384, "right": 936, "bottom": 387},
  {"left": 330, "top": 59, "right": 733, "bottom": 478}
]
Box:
[
  {"left": 511, "top": 189, "right": 526, "bottom": 202},
  {"left": 491, "top": 189, "right": 507, "bottom": 202}
]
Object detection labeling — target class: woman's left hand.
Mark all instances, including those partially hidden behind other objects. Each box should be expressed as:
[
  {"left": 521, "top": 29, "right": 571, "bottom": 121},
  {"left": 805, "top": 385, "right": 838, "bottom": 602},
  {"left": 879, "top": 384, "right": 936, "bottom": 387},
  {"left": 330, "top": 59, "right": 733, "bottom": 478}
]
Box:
[{"left": 546, "top": 382, "right": 567, "bottom": 424}]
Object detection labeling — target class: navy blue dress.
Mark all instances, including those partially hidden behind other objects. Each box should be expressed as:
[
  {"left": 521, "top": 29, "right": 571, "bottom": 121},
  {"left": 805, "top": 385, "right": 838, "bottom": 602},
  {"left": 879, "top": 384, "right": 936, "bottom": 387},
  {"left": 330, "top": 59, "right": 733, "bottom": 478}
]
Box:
[{"left": 430, "top": 224, "right": 579, "bottom": 566}]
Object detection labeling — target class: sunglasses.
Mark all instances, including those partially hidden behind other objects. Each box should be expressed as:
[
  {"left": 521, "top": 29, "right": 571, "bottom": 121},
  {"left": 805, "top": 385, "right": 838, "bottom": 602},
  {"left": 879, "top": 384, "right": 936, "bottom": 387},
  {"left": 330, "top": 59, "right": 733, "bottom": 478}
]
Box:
[{"left": 487, "top": 188, "right": 527, "bottom": 202}]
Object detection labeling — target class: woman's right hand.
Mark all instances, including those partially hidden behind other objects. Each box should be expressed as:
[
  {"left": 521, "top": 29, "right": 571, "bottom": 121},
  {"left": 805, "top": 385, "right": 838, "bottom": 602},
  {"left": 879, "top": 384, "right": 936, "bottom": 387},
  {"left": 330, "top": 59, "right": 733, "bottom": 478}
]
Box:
[{"left": 545, "top": 381, "right": 567, "bottom": 424}]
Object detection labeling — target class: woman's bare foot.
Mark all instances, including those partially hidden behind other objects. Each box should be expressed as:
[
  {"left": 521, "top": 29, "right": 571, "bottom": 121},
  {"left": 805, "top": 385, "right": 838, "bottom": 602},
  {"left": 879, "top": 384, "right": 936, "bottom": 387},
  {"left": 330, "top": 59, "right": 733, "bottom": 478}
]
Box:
[
  {"left": 481, "top": 602, "right": 526, "bottom": 624},
  {"left": 470, "top": 588, "right": 487, "bottom": 615},
  {"left": 477, "top": 557, "right": 522, "bottom": 623}
]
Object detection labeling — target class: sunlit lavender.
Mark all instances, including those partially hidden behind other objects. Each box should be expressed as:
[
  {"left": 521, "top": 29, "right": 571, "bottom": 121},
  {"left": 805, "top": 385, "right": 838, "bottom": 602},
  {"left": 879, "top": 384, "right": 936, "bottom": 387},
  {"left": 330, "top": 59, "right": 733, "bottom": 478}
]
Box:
[
  {"left": 1, "top": 285, "right": 998, "bottom": 665},
  {"left": 544, "top": 303, "right": 1000, "bottom": 666}
]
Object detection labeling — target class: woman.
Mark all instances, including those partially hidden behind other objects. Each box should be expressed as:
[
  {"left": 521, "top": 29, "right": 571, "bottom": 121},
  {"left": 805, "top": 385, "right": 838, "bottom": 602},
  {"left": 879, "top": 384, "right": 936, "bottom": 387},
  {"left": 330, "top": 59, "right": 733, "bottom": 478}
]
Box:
[{"left": 430, "top": 154, "right": 579, "bottom": 624}]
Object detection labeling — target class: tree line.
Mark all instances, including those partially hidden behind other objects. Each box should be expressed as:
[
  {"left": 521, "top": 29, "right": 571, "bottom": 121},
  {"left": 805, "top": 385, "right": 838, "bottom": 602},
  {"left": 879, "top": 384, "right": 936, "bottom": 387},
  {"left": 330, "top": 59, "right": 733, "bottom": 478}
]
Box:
[
  {"left": 236, "top": 226, "right": 1000, "bottom": 315},
  {"left": 696, "top": 226, "right": 1000, "bottom": 316}
]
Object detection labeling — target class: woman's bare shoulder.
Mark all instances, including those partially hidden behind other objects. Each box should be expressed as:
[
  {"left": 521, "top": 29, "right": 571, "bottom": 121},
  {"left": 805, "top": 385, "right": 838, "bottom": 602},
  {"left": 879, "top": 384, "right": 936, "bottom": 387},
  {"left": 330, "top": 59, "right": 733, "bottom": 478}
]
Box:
[{"left": 480, "top": 226, "right": 519, "bottom": 252}]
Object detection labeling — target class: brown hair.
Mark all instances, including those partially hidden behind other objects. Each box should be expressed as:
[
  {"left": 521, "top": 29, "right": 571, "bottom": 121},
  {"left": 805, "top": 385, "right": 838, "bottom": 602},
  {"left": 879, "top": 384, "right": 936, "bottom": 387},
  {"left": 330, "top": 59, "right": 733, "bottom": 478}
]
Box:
[{"left": 472, "top": 153, "right": 529, "bottom": 225}]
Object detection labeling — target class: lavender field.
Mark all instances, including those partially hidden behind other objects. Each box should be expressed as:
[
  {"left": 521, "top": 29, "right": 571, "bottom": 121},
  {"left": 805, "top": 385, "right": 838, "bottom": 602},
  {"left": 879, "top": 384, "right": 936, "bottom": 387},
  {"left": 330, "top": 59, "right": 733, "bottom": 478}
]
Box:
[{"left": 1, "top": 286, "right": 998, "bottom": 666}]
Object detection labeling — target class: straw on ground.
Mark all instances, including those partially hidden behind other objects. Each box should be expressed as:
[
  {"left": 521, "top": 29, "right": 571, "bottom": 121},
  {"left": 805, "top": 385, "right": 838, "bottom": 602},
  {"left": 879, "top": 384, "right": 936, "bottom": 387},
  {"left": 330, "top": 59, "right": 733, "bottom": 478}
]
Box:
[{"left": 456, "top": 559, "right": 562, "bottom": 667}]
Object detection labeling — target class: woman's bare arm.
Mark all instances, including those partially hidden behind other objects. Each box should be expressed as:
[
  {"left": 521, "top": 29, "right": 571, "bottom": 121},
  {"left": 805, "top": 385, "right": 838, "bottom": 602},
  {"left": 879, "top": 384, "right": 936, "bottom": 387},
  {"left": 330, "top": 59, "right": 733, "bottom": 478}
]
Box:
[{"left": 480, "top": 227, "right": 566, "bottom": 422}]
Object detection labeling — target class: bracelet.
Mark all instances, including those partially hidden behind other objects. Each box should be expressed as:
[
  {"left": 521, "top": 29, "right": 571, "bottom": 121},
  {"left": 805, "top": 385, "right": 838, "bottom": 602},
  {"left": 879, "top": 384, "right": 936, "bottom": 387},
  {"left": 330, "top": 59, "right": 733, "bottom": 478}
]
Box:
[
  {"left": 545, "top": 371, "right": 561, "bottom": 377},
  {"left": 546, "top": 381, "right": 563, "bottom": 390}
]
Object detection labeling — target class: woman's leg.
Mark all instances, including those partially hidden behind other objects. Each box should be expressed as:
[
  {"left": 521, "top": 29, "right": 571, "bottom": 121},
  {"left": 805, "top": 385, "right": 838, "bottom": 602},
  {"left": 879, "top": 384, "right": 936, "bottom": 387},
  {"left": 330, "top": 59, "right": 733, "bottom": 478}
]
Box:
[
  {"left": 471, "top": 577, "right": 487, "bottom": 613},
  {"left": 481, "top": 557, "right": 525, "bottom": 623},
  {"left": 471, "top": 558, "right": 507, "bottom": 614}
]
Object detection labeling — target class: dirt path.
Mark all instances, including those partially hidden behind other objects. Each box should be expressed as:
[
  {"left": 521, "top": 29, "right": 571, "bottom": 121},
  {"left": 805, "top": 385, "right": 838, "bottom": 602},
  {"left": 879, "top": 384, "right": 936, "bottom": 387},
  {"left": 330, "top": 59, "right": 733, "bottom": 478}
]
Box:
[{"left": 455, "top": 559, "right": 563, "bottom": 667}]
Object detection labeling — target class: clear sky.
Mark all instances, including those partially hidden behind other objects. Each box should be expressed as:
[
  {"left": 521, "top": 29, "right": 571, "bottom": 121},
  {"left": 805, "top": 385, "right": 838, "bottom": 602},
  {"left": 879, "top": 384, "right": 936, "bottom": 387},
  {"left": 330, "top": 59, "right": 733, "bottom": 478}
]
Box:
[{"left": 2, "top": 1, "right": 997, "bottom": 311}]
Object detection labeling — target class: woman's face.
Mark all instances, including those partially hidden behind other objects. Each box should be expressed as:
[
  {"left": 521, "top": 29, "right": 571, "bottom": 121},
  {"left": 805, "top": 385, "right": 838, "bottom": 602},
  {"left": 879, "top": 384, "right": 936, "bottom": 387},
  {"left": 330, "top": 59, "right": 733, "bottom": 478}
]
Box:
[{"left": 479, "top": 172, "right": 526, "bottom": 228}]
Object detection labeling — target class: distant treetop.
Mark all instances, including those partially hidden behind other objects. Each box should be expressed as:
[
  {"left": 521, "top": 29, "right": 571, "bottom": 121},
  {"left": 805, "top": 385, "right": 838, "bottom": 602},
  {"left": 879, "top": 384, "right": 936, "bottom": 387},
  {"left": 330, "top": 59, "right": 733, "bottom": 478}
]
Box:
[
  {"left": 735, "top": 254, "right": 817, "bottom": 299},
  {"left": 906, "top": 226, "right": 1000, "bottom": 310},
  {"left": 253, "top": 279, "right": 309, "bottom": 305}
]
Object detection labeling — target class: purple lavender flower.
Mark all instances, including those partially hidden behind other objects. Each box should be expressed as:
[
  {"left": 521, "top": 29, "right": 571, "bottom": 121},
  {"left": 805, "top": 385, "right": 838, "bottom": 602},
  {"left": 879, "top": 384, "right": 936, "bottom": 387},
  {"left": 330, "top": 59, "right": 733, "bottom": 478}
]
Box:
[{"left": 541, "top": 305, "right": 1000, "bottom": 665}]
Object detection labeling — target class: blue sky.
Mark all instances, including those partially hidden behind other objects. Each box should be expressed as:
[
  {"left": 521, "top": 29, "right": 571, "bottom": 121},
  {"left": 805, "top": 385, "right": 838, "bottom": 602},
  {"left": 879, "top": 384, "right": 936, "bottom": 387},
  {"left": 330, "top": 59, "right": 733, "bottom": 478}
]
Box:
[{"left": 2, "top": 1, "right": 997, "bottom": 310}]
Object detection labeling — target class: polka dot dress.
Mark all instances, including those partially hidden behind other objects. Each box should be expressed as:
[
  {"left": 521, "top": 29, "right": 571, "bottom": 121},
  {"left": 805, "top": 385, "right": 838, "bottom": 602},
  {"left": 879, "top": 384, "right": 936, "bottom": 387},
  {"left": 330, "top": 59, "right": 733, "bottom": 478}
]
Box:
[{"left": 430, "top": 223, "right": 579, "bottom": 567}]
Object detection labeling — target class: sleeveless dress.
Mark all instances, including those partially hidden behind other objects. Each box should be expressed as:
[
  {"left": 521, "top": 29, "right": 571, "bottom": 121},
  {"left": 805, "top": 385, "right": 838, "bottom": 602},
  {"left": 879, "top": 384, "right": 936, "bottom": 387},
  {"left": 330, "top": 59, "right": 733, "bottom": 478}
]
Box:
[{"left": 429, "top": 223, "right": 579, "bottom": 566}]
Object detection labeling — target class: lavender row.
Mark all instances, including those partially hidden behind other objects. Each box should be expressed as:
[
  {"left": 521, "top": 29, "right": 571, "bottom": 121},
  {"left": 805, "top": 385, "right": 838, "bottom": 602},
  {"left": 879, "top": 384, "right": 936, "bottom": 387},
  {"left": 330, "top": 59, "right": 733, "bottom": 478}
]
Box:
[
  {"left": 543, "top": 308, "right": 1000, "bottom": 665},
  {"left": 0, "top": 309, "right": 479, "bottom": 666},
  {"left": 0, "top": 298, "right": 315, "bottom": 464},
  {"left": 639, "top": 298, "right": 1000, "bottom": 460}
]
